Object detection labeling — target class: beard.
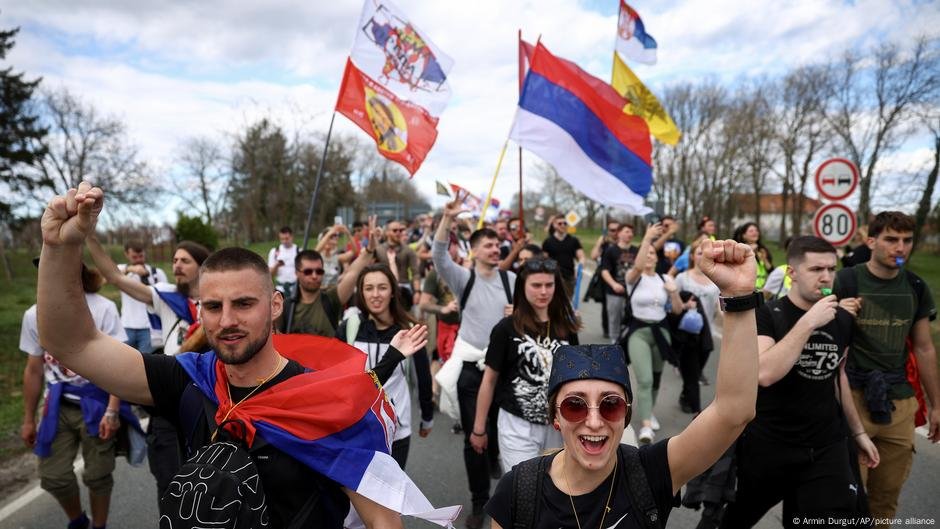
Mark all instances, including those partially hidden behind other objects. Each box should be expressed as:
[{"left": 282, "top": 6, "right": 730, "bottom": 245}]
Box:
[
  {"left": 177, "top": 281, "right": 191, "bottom": 298},
  {"left": 208, "top": 319, "right": 272, "bottom": 366}
]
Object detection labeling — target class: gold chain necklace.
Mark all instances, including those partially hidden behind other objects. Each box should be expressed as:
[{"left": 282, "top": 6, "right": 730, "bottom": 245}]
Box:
[
  {"left": 560, "top": 450, "right": 618, "bottom": 529},
  {"left": 211, "top": 353, "right": 284, "bottom": 442}
]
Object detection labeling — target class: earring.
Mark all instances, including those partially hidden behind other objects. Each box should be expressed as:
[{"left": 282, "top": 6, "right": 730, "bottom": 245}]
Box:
[{"left": 553, "top": 422, "right": 560, "bottom": 431}]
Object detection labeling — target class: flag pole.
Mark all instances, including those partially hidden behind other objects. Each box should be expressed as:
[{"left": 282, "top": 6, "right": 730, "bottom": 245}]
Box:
[
  {"left": 517, "top": 29, "right": 525, "bottom": 238},
  {"left": 476, "top": 137, "right": 510, "bottom": 230},
  {"left": 287, "top": 110, "right": 336, "bottom": 332}
]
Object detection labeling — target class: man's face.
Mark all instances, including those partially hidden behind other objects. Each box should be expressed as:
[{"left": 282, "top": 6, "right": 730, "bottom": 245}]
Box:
[
  {"left": 386, "top": 221, "right": 404, "bottom": 244},
  {"left": 279, "top": 232, "right": 293, "bottom": 246},
  {"left": 495, "top": 222, "right": 510, "bottom": 241},
  {"left": 606, "top": 223, "right": 619, "bottom": 238},
  {"left": 617, "top": 226, "right": 634, "bottom": 245},
  {"left": 199, "top": 268, "right": 281, "bottom": 365},
  {"left": 125, "top": 248, "right": 146, "bottom": 265},
  {"left": 172, "top": 249, "right": 200, "bottom": 288},
  {"left": 868, "top": 228, "right": 913, "bottom": 270},
  {"left": 662, "top": 218, "right": 676, "bottom": 233},
  {"left": 296, "top": 257, "right": 325, "bottom": 293},
  {"left": 474, "top": 236, "right": 502, "bottom": 266},
  {"left": 789, "top": 252, "right": 837, "bottom": 301},
  {"left": 553, "top": 218, "right": 568, "bottom": 233}
]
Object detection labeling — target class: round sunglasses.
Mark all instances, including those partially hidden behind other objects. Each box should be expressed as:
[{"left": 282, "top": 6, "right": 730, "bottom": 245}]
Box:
[{"left": 556, "top": 395, "right": 629, "bottom": 423}]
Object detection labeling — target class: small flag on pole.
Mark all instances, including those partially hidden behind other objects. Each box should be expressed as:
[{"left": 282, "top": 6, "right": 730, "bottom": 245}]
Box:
[{"left": 615, "top": 1, "right": 657, "bottom": 65}]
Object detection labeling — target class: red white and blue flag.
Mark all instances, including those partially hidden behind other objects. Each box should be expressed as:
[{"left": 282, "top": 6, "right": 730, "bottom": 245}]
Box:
[
  {"left": 174, "top": 334, "right": 460, "bottom": 527},
  {"left": 511, "top": 42, "right": 653, "bottom": 215},
  {"left": 615, "top": 1, "right": 658, "bottom": 65}
]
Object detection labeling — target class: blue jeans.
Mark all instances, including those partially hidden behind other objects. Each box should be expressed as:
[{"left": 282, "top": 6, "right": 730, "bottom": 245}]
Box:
[{"left": 124, "top": 327, "right": 153, "bottom": 354}]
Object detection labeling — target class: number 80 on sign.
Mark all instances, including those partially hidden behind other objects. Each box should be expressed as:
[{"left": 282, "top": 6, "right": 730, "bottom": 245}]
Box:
[{"left": 812, "top": 203, "right": 857, "bottom": 247}]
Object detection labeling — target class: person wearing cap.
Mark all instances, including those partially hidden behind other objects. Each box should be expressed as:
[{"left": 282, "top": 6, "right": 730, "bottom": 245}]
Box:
[
  {"left": 470, "top": 256, "right": 581, "bottom": 474},
  {"left": 485, "top": 238, "right": 761, "bottom": 529},
  {"left": 20, "top": 261, "right": 131, "bottom": 529},
  {"left": 834, "top": 211, "right": 940, "bottom": 521},
  {"left": 721, "top": 236, "right": 876, "bottom": 527}
]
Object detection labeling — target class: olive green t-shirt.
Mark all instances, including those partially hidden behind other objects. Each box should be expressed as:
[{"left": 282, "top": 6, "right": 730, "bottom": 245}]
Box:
[
  {"left": 423, "top": 270, "right": 460, "bottom": 325},
  {"left": 289, "top": 288, "right": 342, "bottom": 337},
  {"left": 834, "top": 264, "right": 936, "bottom": 399}
]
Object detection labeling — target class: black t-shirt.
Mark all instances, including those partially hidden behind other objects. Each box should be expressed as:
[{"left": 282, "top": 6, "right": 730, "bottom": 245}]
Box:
[
  {"left": 486, "top": 440, "right": 679, "bottom": 529},
  {"left": 750, "top": 296, "right": 854, "bottom": 446},
  {"left": 142, "top": 354, "right": 350, "bottom": 529},
  {"left": 601, "top": 244, "right": 639, "bottom": 296},
  {"left": 484, "top": 317, "right": 579, "bottom": 424},
  {"left": 542, "top": 235, "right": 583, "bottom": 279}
]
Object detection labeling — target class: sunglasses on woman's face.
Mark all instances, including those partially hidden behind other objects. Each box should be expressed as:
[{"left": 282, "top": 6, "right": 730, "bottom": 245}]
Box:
[
  {"left": 301, "top": 267, "right": 326, "bottom": 276},
  {"left": 557, "top": 395, "right": 629, "bottom": 423},
  {"left": 523, "top": 258, "right": 558, "bottom": 273}
]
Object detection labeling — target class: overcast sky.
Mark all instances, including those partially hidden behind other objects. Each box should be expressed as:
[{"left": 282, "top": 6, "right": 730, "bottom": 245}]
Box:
[{"left": 5, "top": 0, "right": 940, "bottom": 222}]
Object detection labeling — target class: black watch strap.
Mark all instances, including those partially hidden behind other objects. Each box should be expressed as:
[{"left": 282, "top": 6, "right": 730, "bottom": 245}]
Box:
[{"left": 719, "top": 291, "right": 763, "bottom": 312}]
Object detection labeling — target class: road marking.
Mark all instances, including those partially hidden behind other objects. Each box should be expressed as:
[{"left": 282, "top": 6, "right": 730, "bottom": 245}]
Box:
[{"left": 0, "top": 458, "right": 84, "bottom": 523}]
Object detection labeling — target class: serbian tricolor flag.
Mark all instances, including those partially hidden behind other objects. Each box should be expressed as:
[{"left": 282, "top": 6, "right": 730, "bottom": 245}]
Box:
[
  {"left": 511, "top": 42, "right": 653, "bottom": 215},
  {"left": 336, "top": 0, "right": 453, "bottom": 175},
  {"left": 615, "top": 1, "right": 658, "bottom": 65},
  {"left": 175, "top": 335, "right": 460, "bottom": 527}
]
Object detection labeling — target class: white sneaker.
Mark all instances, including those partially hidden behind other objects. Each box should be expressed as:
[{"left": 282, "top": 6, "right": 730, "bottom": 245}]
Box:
[
  {"left": 650, "top": 415, "right": 661, "bottom": 431},
  {"left": 638, "top": 426, "right": 654, "bottom": 445}
]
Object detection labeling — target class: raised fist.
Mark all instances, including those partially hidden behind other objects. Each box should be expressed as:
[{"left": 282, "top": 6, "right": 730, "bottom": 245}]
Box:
[
  {"left": 697, "top": 240, "right": 757, "bottom": 297},
  {"left": 41, "top": 182, "right": 103, "bottom": 247}
]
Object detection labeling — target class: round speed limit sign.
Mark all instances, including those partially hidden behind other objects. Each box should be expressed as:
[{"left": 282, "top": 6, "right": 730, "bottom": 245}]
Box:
[{"left": 813, "top": 203, "right": 857, "bottom": 246}]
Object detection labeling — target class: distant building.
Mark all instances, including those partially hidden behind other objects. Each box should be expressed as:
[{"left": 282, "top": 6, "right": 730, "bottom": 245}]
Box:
[{"left": 731, "top": 193, "right": 824, "bottom": 240}]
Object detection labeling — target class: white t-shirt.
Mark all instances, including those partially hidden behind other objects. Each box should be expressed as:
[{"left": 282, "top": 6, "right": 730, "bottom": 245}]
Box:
[
  {"left": 268, "top": 244, "right": 298, "bottom": 285},
  {"left": 117, "top": 263, "right": 167, "bottom": 330},
  {"left": 627, "top": 273, "right": 668, "bottom": 323},
  {"left": 675, "top": 271, "right": 721, "bottom": 330},
  {"left": 20, "top": 294, "right": 127, "bottom": 402},
  {"left": 151, "top": 283, "right": 196, "bottom": 357}
]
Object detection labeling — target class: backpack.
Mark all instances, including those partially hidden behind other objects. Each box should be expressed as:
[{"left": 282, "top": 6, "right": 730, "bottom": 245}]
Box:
[
  {"left": 459, "top": 269, "right": 513, "bottom": 311},
  {"left": 162, "top": 384, "right": 271, "bottom": 529},
  {"left": 509, "top": 444, "right": 662, "bottom": 529}
]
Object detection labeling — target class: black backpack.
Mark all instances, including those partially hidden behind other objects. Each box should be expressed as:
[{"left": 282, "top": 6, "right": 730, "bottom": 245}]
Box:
[
  {"left": 509, "top": 444, "right": 662, "bottom": 529},
  {"left": 160, "top": 385, "right": 271, "bottom": 529}
]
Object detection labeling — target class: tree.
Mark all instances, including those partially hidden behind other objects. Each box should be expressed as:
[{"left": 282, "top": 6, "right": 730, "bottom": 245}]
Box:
[
  {"left": 175, "top": 136, "right": 228, "bottom": 226},
  {"left": 0, "top": 26, "right": 48, "bottom": 222},
  {"left": 913, "top": 109, "right": 940, "bottom": 250},
  {"left": 825, "top": 37, "right": 940, "bottom": 221},
  {"left": 36, "top": 88, "right": 153, "bottom": 215},
  {"left": 176, "top": 212, "right": 218, "bottom": 250}
]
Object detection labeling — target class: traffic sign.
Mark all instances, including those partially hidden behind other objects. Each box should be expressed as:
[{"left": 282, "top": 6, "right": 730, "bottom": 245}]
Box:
[
  {"left": 815, "top": 158, "right": 859, "bottom": 201},
  {"left": 565, "top": 210, "right": 582, "bottom": 227},
  {"left": 813, "top": 203, "right": 857, "bottom": 246}
]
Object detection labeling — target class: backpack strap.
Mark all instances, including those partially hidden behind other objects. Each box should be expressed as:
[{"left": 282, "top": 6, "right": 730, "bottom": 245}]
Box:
[
  {"left": 499, "top": 270, "right": 513, "bottom": 304},
  {"left": 619, "top": 444, "right": 662, "bottom": 529},
  {"left": 320, "top": 291, "right": 339, "bottom": 332},
  {"left": 345, "top": 311, "right": 361, "bottom": 345},
  {"left": 459, "top": 269, "right": 477, "bottom": 311},
  {"left": 510, "top": 454, "right": 549, "bottom": 529}
]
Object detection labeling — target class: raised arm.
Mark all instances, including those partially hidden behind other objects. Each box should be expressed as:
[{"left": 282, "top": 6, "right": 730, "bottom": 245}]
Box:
[
  {"left": 666, "top": 240, "right": 758, "bottom": 494},
  {"left": 86, "top": 234, "right": 154, "bottom": 304},
  {"left": 432, "top": 194, "right": 471, "bottom": 294},
  {"left": 625, "top": 223, "right": 662, "bottom": 286},
  {"left": 337, "top": 216, "right": 379, "bottom": 305},
  {"left": 37, "top": 183, "right": 153, "bottom": 406}
]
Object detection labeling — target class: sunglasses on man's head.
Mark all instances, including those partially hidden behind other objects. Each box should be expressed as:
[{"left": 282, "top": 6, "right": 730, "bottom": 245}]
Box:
[
  {"left": 524, "top": 258, "right": 558, "bottom": 273},
  {"left": 301, "top": 268, "right": 325, "bottom": 276},
  {"left": 557, "top": 395, "right": 629, "bottom": 423}
]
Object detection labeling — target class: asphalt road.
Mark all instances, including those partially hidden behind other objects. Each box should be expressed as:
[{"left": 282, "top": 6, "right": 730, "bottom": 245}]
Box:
[{"left": 2, "top": 277, "right": 938, "bottom": 528}]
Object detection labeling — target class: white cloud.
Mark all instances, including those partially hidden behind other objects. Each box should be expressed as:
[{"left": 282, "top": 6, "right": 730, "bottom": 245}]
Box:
[{"left": 5, "top": 0, "right": 939, "bottom": 222}]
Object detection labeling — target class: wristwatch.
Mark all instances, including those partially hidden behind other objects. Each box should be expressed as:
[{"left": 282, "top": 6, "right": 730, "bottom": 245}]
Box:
[{"left": 719, "top": 291, "right": 763, "bottom": 312}]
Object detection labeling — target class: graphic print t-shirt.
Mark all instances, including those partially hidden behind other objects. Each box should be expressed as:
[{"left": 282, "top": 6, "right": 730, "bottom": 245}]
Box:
[
  {"left": 751, "top": 296, "right": 853, "bottom": 446},
  {"left": 485, "top": 317, "right": 578, "bottom": 424}
]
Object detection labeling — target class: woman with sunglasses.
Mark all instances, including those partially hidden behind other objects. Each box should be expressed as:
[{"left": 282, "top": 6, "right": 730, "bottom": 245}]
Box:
[
  {"left": 470, "top": 257, "right": 580, "bottom": 473},
  {"left": 622, "top": 223, "right": 685, "bottom": 444},
  {"left": 337, "top": 263, "right": 434, "bottom": 469},
  {"left": 486, "top": 239, "right": 760, "bottom": 529}
]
